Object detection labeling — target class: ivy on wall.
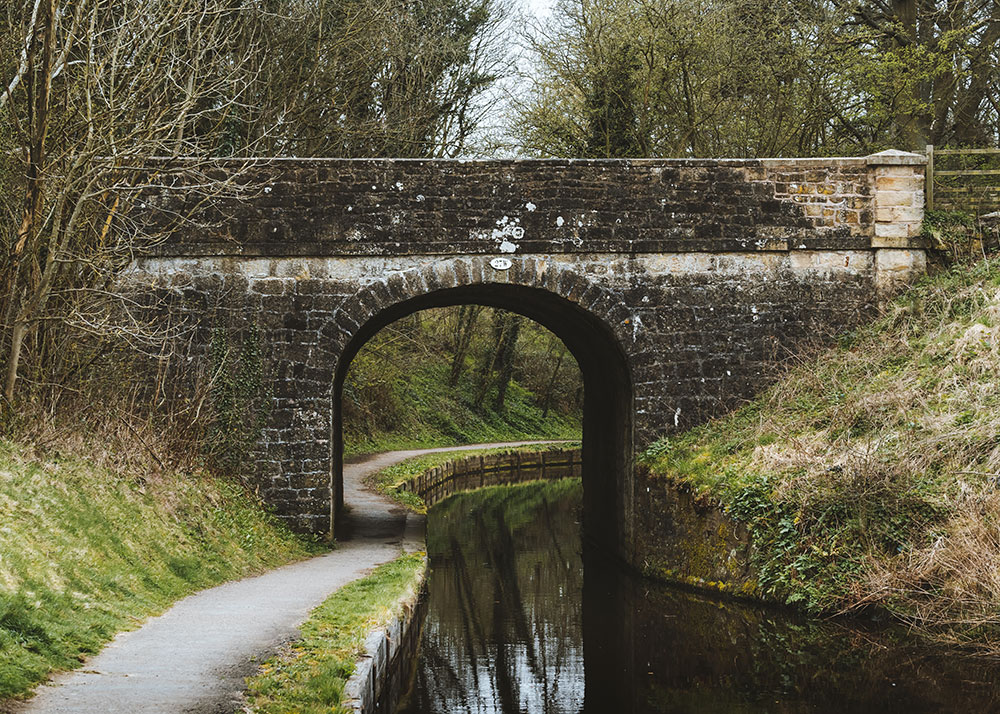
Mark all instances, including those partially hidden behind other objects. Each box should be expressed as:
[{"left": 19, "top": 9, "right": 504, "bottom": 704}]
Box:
[{"left": 207, "top": 324, "right": 270, "bottom": 477}]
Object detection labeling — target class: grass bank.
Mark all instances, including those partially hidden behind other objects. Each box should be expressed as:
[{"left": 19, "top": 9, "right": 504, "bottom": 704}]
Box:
[
  {"left": 343, "top": 308, "right": 582, "bottom": 457},
  {"left": 641, "top": 258, "right": 1000, "bottom": 648},
  {"left": 0, "top": 438, "right": 319, "bottom": 701},
  {"left": 344, "top": 357, "right": 581, "bottom": 457},
  {"left": 365, "top": 442, "right": 579, "bottom": 512},
  {"left": 244, "top": 552, "right": 425, "bottom": 714}
]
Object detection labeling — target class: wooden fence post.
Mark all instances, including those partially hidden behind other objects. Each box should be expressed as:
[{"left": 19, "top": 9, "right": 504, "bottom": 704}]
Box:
[{"left": 925, "top": 144, "right": 934, "bottom": 211}]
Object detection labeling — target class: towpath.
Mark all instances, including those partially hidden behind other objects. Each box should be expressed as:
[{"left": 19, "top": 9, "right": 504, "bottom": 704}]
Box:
[{"left": 19, "top": 440, "right": 563, "bottom": 714}]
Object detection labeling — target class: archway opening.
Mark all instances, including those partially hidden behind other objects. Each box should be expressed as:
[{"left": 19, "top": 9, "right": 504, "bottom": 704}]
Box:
[{"left": 332, "top": 284, "right": 634, "bottom": 557}]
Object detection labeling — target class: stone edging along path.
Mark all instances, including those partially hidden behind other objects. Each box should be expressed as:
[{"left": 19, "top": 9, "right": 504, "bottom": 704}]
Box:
[{"left": 15, "top": 441, "right": 570, "bottom": 714}]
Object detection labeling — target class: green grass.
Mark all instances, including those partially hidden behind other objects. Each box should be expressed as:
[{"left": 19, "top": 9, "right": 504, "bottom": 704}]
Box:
[
  {"left": 641, "top": 257, "right": 1000, "bottom": 639},
  {"left": 244, "top": 553, "right": 425, "bottom": 714},
  {"left": 0, "top": 438, "right": 320, "bottom": 701},
  {"left": 343, "top": 329, "right": 582, "bottom": 457},
  {"left": 365, "top": 442, "right": 580, "bottom": 513}
]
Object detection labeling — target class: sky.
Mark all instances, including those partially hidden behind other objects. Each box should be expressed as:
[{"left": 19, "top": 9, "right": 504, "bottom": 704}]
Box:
[{"left": 520, "top": 0, "right": 553, "bottom": 19}]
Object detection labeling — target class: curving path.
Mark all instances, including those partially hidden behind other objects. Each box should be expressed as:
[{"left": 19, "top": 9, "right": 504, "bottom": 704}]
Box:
[{"left": 16, "top": 441, "right": 564, "bottom": 714}]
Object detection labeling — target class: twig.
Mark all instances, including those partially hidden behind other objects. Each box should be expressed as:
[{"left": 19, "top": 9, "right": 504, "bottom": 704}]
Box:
[{"left": 118, "top": 413, "right": 165, "bottom": 471}]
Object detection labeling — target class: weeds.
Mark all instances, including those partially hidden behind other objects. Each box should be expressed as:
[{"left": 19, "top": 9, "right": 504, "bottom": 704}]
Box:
[{"left": 643, "top": 257, "right": 1000, "bottom": 645}]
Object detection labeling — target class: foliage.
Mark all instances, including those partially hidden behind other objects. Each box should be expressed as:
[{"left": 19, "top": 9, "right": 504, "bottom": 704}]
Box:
[
  {"left": 642, "top": 257, "right": 1000, "bottom": 639},
  {"left": 343, "top": 307, "right": 582, "bottom": 456},
  {"left": 0, "top": 0, "right": 511, "bottom": 422},
  {"left": 515, "top": 0, "right": 1000, "bottom": 158},
  {"left": 250, "top": 0, "right": 513, "bottom": 158},
  {"left": 922, "top": 210, "right": 982, "bottom": 262},
  {"left": 0, "top": 437, "right": 318, "bottom": 701},
  {"left": 243, "top": 553, "right": 425, "bottom": 714}
]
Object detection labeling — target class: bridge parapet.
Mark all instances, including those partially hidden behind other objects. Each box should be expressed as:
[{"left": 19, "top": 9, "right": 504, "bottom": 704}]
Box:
[{"left": 140, "top": 152, "right": 925, "bottom": 266}]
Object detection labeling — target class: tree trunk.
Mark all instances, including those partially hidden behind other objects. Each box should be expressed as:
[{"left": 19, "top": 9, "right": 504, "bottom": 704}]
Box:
[
  {"left": 3, "top": 0, "right": 54, "bottom": 409},
  {"left": 493, "top": 314, "right": 523, "bottom": 413},
  {"left": 474, "top": 309, "right": 506, "bottom": 408},
  {"left": 541, "top": 347, "right": 565, "bottom": 419},
  {"left": 891, "top": 0, "right": 928, "bottom": 150},
  {"left": 448, "top": 305, "right": 482, "bottom": 387}
]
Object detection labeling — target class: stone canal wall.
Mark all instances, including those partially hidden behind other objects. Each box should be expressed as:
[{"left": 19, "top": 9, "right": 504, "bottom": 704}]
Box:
[
  {"left": 634, "top": 466, "right": 758, "bottom": 596},
  {"left": 342, "top": 562, "right": 427, "bottom": 714}
]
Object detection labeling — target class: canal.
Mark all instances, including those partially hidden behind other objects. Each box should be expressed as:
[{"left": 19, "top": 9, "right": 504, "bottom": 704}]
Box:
[{"left": 396, "top": 479, "right": 1000, "bottom": 713}]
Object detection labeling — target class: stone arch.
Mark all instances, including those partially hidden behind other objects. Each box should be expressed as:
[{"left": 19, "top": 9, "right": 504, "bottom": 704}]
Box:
[{"left": 330, "top": 256, "right": 637, "bottom": 558}]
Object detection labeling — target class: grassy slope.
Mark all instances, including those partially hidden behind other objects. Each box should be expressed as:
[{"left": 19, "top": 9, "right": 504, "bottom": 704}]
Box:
[
  {"left": 244, "top": 553, "right": 425, "bottom": 714},
  {"left": 344, "top": 359, "right": 581, "bottom": 457},
  {"left": 364, "top": 442, "right": 580, "bottom": 512},
  {"left": 642, "top": 258, "right": 1000, "bottom": 642},
  {"left": 0, "top": 439, "right": 319, "bottom": 700},
  {"left": 342, "top": 311, "right": 582, "bottom": 457}
]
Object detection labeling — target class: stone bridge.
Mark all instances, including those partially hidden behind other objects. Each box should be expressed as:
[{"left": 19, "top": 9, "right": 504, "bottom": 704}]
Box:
[{"left": 125, "top": 151, "right": 927, "bottom": 562}]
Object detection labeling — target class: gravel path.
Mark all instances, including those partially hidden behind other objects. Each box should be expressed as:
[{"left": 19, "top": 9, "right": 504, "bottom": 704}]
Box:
[{"left": 18, "top": 441, "right": 564, "bottom": 714}]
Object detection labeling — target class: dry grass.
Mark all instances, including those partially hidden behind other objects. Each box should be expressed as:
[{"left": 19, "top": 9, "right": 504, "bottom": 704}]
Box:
[{"left": 643, "top": 257, "right": 1000, "bottom": 648}]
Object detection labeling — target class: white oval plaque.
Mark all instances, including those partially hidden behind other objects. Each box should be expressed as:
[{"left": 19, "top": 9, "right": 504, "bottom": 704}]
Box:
[{"left": 490, "top": 257, "right": 512, "bottom": 270}]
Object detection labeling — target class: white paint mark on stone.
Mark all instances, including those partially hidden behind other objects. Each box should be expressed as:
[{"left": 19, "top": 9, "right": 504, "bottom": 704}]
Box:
[
  {"left": 673, "top": 407, "right": 681, "bottom": 427},
  {"left": 263, "top": 186, "right": 272, "bottom": 194},
  {"left": 631, "top": 313, "right": 643, "bottom": 343},
  {"left": 490, "top": 257, "right": 512, "bottom": 270},
  {"left": 556, "top": 216, "right": 564, "bottom": 227},
  {"left": 490, "top": 216, "right": 523, "bottom": 253},
  {"left": 371, "top": 185, "right": 377, "bottom": 190},
  {"left": 525, "top": 202, "right": 536, "bottom": 212}
]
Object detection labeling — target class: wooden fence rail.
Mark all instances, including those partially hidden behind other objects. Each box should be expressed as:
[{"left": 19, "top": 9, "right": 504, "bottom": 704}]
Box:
[
  {"left": 399, "top": 448, "right": 583, "bottom": 508},
  {"left": 926, "top": 144, "right": 1000, "bottom": 213}
]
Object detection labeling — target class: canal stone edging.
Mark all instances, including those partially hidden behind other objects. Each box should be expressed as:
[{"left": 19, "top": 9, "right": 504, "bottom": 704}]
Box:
[
  {"left": 397, "top": 447, "right": 583, "bottom": 507},
  {"left": 635, "top": 465, "right": 760, "bottom": 597},
  {"left": 342, "top": 560, "right": 427, "bottom": 714}
]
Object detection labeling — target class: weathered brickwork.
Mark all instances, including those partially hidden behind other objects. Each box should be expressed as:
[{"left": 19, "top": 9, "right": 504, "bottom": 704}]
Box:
[{"left": 124, "top": 151, "right": 927, "bottom": 562}]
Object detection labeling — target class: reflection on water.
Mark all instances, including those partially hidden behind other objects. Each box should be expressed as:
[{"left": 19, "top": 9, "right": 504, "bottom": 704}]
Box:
[{"left": 397, "top": 479, "right": 1000, "bottom": 714}]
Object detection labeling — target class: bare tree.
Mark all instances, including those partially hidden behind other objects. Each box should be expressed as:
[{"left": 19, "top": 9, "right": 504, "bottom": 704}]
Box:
[
  {"left": 1, "top": 0, "right": 514, "bottom": 420},
  {"left": 0, "top": 0, "right": 271, "bottom": 412}
]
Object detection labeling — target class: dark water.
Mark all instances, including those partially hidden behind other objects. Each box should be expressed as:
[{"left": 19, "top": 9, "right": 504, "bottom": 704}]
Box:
[{"left": 396, "top": 480, "right": 1000, "bottom": 714}]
